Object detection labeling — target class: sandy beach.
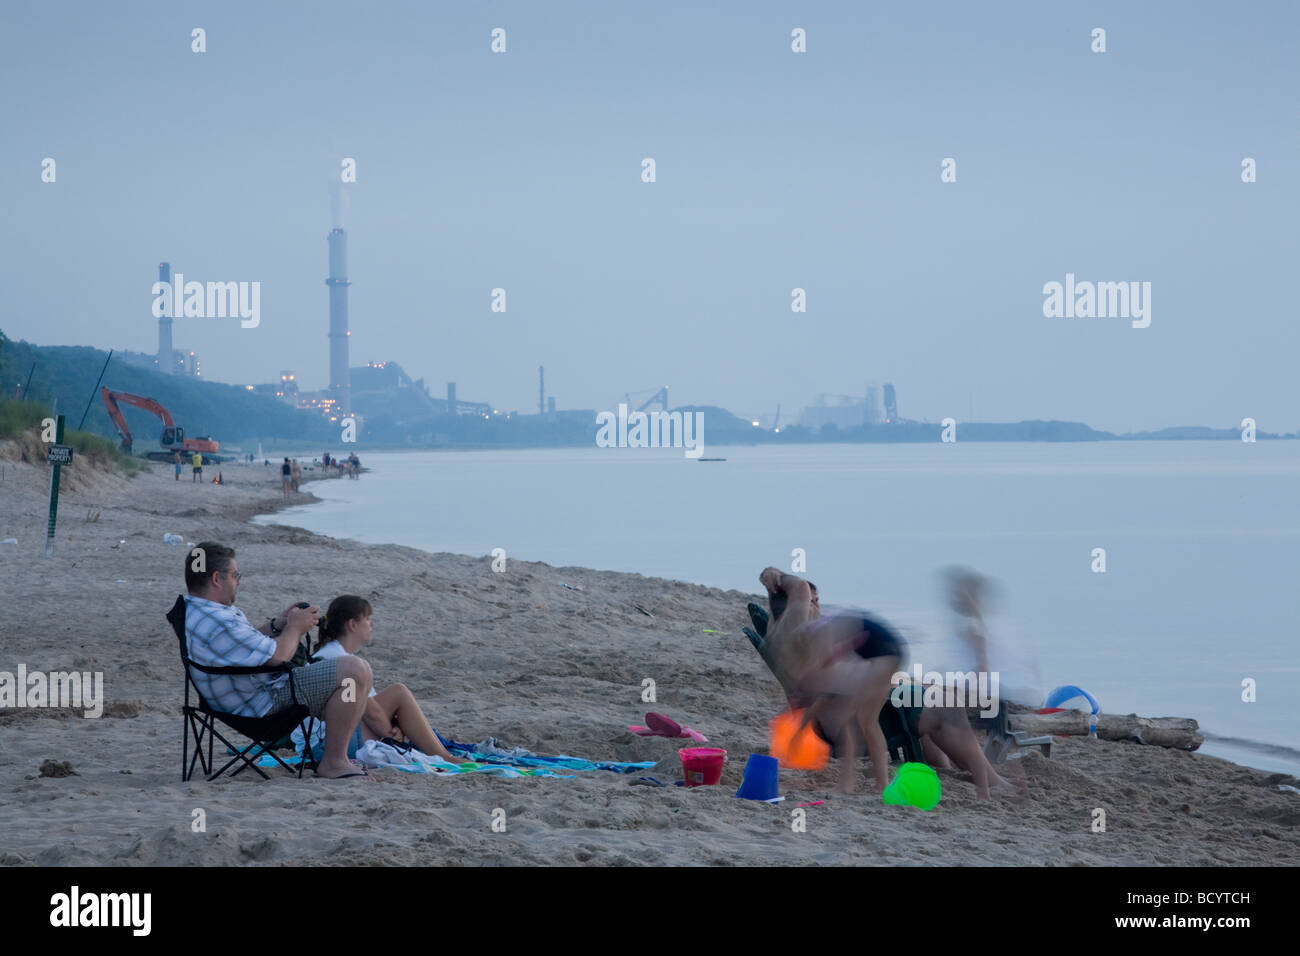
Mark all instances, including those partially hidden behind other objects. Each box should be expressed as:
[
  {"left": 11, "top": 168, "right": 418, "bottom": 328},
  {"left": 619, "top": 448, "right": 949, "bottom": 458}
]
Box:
[{"left": 2, "top": 447, "right": 1299, "bottom": 867}]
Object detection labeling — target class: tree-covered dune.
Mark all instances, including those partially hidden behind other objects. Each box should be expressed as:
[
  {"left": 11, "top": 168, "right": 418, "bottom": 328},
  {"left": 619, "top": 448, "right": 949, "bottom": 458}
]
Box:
[{"left": 0, "top": 334, "right": 336, "bottom": 448}]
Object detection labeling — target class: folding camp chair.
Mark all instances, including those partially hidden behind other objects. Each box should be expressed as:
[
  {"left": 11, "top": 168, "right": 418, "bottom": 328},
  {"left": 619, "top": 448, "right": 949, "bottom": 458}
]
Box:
[
  {"left": 979, "top": 708, "right": 1052, "bottom": 763},
  {"left": 166, "top": 595, "right": 318, "bottom": 781}
]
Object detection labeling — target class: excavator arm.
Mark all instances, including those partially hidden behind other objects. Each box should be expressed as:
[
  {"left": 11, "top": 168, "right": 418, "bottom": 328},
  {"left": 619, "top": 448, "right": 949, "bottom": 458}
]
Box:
[{"left": 100, "top": 387, "right": 176, "bottom": 454}]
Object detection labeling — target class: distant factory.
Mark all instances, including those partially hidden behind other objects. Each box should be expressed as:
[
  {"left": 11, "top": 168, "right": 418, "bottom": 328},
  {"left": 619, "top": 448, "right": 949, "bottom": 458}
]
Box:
[
  {"left": 229, "top": 217, "right": 493, "bottom": 426},
  {"left": 800, "top": 383, "right": 899, "bottom": 429},
  {"left": 261, "top": 225, "right": 352, "bottom": 423},
  {"left": 117, "top": 262, "right": 203, "bottom": 377},
  {"left": 326, "top": 227, "right": 351, "bottom": 413},
  {"left": 125, "top": 211, "right": 557, "bottom": 434}
]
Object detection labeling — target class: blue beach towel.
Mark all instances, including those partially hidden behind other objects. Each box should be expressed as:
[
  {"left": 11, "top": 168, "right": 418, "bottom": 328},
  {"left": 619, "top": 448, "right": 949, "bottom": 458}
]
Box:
[
  {"left": 445, "top": 737, "right": 657, "bottom": 774},
  {"left": 254, "top": 750, "right": 574, "bottom": 777},
  {"left": 252, "top": 732, "right": 653, "bottom": 777}
]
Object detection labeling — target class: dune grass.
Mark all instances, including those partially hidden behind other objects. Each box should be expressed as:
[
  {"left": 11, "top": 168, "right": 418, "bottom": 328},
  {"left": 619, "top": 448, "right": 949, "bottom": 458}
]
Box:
[{"left": 0, "top": 398, "right": 144, "bottom": 474}]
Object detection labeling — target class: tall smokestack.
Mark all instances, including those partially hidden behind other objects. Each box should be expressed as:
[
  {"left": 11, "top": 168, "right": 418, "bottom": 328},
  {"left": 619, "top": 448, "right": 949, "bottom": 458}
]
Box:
[
  {"left": 538, "top": 365, "right": 545, "bottom": 416},
  {"left": 326, "top": 229, "right": 351, "bottom": 414},
  {"left": 157, "top": 262, "right": 174, "bottom": 374}
]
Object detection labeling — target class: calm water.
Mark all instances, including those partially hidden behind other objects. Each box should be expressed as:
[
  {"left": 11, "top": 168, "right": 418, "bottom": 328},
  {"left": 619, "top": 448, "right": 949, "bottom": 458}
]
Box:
[{"left": 256, "top": 441, "right": 1300, "bottom": 775}]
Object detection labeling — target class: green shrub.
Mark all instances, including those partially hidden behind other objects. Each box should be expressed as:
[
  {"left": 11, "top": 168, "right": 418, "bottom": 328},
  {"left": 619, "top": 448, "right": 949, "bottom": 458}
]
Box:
[
  {"left": 0, "top": 399, "right": 47, "bottom": 440},
  {"left": 0, "top": 398, "right": 144, "bottom": 474}
]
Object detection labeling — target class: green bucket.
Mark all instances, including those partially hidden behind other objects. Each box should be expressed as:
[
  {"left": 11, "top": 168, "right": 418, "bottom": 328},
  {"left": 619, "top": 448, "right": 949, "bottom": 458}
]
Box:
[{"left": 881, "top": 762, "right": 941, "bottom": 810}]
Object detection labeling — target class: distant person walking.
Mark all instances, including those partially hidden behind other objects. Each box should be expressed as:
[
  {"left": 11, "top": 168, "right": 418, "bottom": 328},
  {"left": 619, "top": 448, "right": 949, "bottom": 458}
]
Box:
[
  {"left": 173, "top": 450, "right": 183, "bottom": 481},
  {"left": 191, "top": 451, "right": 203, "bottom": 483},
  {"left": 290, "top": 459, "right": 302, "bottom": 493},
  {"left": 281, "top": 458, "right": 293, "bottom": 498}
]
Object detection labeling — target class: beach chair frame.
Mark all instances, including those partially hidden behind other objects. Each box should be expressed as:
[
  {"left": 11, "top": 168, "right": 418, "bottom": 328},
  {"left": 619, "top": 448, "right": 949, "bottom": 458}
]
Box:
[
  {"left": 166, "top": 595, "right": 318, "bottom": 782},
  {"left": 979, "top": 709, "right": 1052, "bottom": 763}
]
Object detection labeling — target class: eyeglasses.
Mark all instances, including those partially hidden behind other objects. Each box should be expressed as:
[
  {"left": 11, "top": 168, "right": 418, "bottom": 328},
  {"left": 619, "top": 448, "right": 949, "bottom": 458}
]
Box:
[{"left": 217, "top": 568, "right": 242, "bottom": 582}]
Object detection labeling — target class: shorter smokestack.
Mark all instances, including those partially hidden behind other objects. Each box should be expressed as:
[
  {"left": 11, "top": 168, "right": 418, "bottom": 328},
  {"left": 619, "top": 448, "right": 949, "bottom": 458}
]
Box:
[{"left": 447, "top": 382, "right": 456, "bottom": 410}]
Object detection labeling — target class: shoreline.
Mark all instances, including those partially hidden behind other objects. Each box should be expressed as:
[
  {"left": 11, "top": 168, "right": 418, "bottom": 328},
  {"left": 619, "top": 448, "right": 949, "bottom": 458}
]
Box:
[
  {"left": 251, "top": 450, "right": 1300, "bottom": 777},
  {"left": 2, "top": 452, "right": 1299, "bottom": 866}
]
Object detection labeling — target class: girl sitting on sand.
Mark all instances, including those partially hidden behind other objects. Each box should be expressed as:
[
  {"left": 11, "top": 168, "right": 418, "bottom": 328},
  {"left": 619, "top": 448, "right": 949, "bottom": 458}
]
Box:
[{"left": 291, "top": 595, "right": 465, "bottom": 764}]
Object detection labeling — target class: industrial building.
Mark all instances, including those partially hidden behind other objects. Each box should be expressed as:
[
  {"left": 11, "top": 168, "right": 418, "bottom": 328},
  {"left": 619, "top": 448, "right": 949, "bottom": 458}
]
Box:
[{"left": 800, "top": 384, "right": 898, "bottom": 429}]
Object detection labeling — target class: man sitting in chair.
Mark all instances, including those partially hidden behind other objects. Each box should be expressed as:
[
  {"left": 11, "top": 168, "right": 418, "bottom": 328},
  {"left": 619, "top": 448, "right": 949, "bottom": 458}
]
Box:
[{"left": 184, "top": 541, "right": 373, "bottom": 780}]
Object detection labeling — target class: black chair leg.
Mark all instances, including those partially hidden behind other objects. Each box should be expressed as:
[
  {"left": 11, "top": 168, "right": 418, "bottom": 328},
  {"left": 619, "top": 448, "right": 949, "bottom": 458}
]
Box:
[
  {"left": 204, "top": 724, "right": 272, "bottom": 781},
  {"left": 184, "top": 712, "right": 211, "bottom": 780},
  {"left": 297, "top": 717, "right": 317, "bottom": 777}
]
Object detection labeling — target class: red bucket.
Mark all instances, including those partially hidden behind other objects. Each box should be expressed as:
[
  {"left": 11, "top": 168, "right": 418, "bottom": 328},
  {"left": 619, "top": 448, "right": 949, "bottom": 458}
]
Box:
[{"left": 679, "top": 747, "right": 727, "bottom": 787}]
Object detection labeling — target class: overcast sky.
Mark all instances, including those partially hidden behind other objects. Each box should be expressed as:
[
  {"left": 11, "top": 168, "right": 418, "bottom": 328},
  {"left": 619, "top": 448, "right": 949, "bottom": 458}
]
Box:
[{"left": 3, "top": 1, "right": 1296, "bottom": 433}]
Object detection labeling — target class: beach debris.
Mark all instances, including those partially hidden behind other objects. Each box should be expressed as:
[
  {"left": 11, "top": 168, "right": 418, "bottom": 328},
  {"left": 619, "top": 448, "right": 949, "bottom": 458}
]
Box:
[
  {"left": 84, "top": 510, "right": 100, "bottom": 523},
  {"left": 631, "top": 604, "right": 654, "bottom": 618},
  {"left": 115, "top": 579, "right": 128, "bottom": 584},
  {"left": 0, "top": 538, "right": 17, "bottom": 545},
  {"left": 795, "top": 801, "right": 826, "bottom": 808},
  {"left": 559, "top": 583, "right": 583, "bottom": 591},
  {"left": 163, "top": 533, "right": 184, "bottom": 545},
  {"left": 630, "top": 776, "right": 668, "bottom": 787},
  {"left": 1278, "top": 785, "right": 1300, "bottom": 795},
  {"left": 111, "top": 540, "right": 125, "bottom": 549},
  {"left": 702, "top": 628, "right": 727, "bottom": 634},
  {"left": 1010, "top": 712, "right": 1203, "bottom": 750},
  {"left": 38, "top": 760, "right": 78, "bottom": 778}
]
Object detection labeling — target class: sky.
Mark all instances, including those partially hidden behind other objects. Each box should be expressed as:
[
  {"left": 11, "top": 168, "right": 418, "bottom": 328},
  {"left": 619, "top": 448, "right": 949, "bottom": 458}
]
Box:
[{"left": 2, "top": 0, "right": 1297, "bottom": 434}]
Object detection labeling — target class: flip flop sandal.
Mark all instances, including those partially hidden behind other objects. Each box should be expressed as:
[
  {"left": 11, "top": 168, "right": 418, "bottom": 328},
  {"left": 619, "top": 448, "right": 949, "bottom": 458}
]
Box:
[{"left": 645, "top": 713, "right": 684, "bottom": 737}]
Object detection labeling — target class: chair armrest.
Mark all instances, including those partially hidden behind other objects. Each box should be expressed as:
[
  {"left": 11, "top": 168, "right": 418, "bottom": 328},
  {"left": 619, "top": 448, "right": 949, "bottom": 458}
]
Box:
[{"left": 187, "top": 661, "right": 294, "bottom": 677}]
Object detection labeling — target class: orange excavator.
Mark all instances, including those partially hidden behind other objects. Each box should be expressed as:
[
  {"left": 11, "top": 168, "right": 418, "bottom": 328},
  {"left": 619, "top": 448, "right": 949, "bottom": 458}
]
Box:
[{"left": 100, "top": 387, "right": 221, "bottom": 462}]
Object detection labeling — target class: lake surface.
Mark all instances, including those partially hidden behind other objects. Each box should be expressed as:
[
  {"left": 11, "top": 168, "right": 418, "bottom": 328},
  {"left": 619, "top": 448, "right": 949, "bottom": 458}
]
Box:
[{"left": 255, "top": 441, "right": 1300, "bottom": 775}]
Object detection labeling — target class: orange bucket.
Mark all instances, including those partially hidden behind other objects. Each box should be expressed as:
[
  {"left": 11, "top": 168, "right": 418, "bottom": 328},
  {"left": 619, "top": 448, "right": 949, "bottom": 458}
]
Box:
[
  {"left": 679, "top": 747, "right": 727, "bottom": 786},
  {"left": 769, "top": 708, "right": 830, "bottom": 771}
]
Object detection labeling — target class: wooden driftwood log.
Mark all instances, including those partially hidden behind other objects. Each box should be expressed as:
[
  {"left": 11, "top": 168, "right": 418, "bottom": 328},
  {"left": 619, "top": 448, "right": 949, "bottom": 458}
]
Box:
[{"left": 1008, "top": 711, "right": 1203, "bottom": 751}]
